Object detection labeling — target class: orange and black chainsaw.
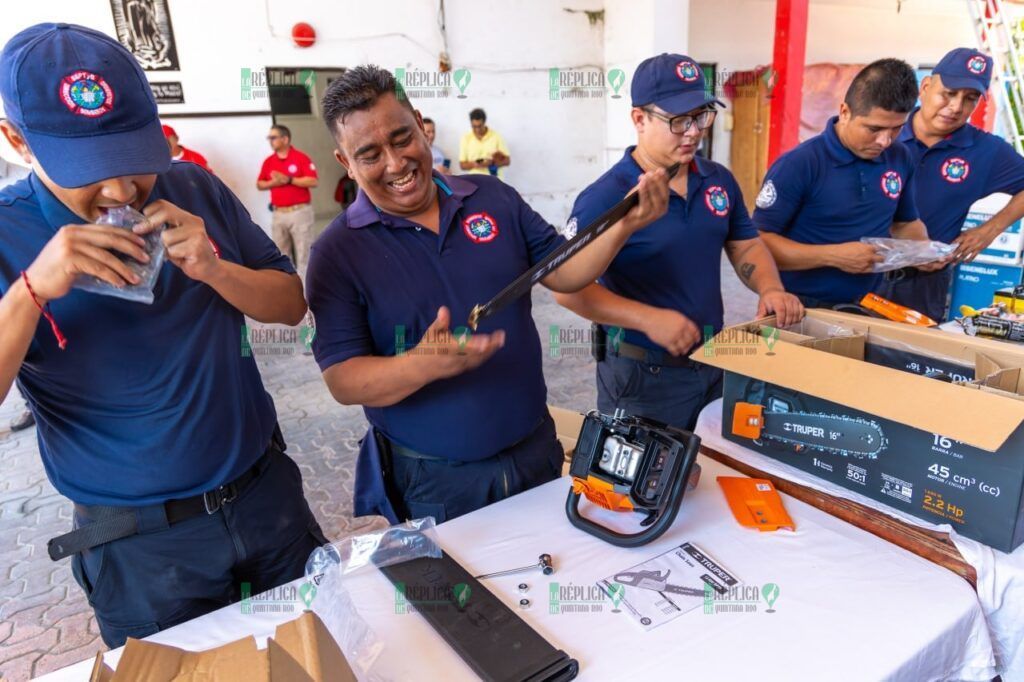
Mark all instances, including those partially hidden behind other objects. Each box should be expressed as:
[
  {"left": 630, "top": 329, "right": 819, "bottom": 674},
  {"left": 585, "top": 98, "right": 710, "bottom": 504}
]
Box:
[{"left": 565, "top": 410, "right": 701, "bottom": 547}]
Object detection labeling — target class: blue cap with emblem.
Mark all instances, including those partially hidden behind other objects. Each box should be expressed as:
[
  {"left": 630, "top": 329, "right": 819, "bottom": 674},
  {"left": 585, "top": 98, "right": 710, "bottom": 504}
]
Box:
[
  {"left": 0, "top": 23, "right": 170, "bottom": 188},
  {"left": 932, "top": 47, "right": 993, "bottom": 95},
  {"left": 631, "top": 53, "right": 723, "bottom": 115}
]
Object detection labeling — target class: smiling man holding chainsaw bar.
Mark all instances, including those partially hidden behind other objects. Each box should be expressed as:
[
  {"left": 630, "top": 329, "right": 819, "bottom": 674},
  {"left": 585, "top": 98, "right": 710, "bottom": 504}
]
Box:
[{"left": 306, "top": 65, "right": 671, "bottom": 524}]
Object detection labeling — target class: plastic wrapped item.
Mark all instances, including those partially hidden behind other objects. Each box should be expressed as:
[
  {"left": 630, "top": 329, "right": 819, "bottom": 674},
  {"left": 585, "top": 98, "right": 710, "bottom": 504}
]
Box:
[
  {"left": 780, "top": 318, "right": 857, "bottom": 338},
  {"left": 863, "top": 332, "right": 976, "bottom": 382},
  {"left": 310, "top": 567, "right": 388, "bottom": 680},
  {"left": 304, "top": 519, "right": 442, "bottom": 681},
  {"left": 73, "top": 205, "right": 165, "bottom": 303},
  {"left": 861, "top": 237, "right": 956, "bottom": 273},
  {"left": 305, "top": 517, "right": 441, "bottom": 584}
]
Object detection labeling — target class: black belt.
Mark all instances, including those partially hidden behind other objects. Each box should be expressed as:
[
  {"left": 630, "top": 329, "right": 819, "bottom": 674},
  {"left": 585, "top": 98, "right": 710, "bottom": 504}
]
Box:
[
  {"left": 47, "top": 427, "right": 284, "bottom": 562},
  {"left": 884, "top": 265, "right": 951, "bottom": 282},
  {"left": 386, "top": 415, "right": 548, "bottom": 462},
  {"left": 608, "top": 340, "right": 695, "bottom": 368}
]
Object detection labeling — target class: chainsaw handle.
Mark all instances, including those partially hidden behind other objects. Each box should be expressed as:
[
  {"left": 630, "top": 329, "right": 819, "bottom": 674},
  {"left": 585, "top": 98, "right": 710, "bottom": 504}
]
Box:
[{"left": 565, "top": 432, "right": 701, "bottom": 548}]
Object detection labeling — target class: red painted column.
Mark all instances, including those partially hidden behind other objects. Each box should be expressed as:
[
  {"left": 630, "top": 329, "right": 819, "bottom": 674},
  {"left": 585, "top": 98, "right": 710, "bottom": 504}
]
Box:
[{"left": 767, "top": 0, "right": 810, "bottom": 164}]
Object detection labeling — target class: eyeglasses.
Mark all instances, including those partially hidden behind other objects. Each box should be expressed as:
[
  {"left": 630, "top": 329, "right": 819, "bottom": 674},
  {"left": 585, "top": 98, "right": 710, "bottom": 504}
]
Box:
[
  {"left": 643, "top": 107, "right": 717, "bottom": 134},
  {"left": 266, "top": 135, "right": 281, "bottom": 141}
]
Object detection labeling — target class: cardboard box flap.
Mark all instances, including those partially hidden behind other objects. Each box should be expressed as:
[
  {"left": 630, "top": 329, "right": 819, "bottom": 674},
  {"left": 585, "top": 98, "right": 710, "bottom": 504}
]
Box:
[
  {"left": 109, "top": 636, "right": 268, "bottom": 681},
  {"left": 90, "top": 653, "right": 114, "bottom": 682},
  {"left": 549, "top": 405, "right": 584, "bottom": 456},
  {"left": 89, "top": 612, "right": 356, "bottom": 682},
  {"left": 694, "top": 329, "right": 1024, "bottom": 452},
  {"left": 267, "top": 638, "right": 315, "bottom": 682},
  {"left": 271, "top": 611, "right": 356, "bottom": 682}
]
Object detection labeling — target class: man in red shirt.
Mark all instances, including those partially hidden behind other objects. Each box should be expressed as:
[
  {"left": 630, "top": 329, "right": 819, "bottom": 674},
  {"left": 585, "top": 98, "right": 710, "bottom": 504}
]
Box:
[
  {"left": 161, "top": 124, "right": 212, "bottom": 172},
  {"left": 257, "top": 125, "right": 319, "bottom": 276}
]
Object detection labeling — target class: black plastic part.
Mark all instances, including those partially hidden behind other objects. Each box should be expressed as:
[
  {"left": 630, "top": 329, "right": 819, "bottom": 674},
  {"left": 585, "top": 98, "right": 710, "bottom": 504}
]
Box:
[
  {"left": 470, "top": 162, "right": 682, "bottom": 328},
  {"left": 565, "top": 412, "right": 701, "bottom": 547},
  {"left": 379, "top": 552, "right": 579, "bottom": 682}
]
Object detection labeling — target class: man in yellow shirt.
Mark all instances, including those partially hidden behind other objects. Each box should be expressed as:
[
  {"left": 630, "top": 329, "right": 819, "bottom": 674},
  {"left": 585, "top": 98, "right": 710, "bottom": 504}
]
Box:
[{"left": 459, "top": 108, "right": 510, "bottom": 179}]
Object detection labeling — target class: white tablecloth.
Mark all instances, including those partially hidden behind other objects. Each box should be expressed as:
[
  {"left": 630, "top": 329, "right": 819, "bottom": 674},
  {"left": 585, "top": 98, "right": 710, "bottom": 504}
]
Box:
[
  {"left": 38, "top": 453, "right": 996, "bottom": 682},
  {"left": 696, "top": 397, "right": 1024, "bottom": 681}
]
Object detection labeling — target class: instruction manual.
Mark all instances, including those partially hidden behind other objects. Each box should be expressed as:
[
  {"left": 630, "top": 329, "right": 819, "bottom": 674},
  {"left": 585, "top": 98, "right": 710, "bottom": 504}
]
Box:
[{"left": 598, "top": 541, "right": 740, "bottom": 631}]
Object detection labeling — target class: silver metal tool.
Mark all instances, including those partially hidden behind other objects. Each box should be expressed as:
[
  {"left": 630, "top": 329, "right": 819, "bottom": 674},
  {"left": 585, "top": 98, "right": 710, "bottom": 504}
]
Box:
[{"left": 474, "top": 553, "right": 554, "bottom": 580}]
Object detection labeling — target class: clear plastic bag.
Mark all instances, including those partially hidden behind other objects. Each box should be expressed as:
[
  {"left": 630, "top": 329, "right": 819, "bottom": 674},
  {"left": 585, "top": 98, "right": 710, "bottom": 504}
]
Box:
[
  {"left": 305, "top": 517, "right": 441, "bottom": 584},
  {"left": 73, "top": 205, "right": 166, "bottom": 303},
  {"left": 311, "top": 568, "right": 388, "bottom": 680},
  {"left": 304, "top": 518, "right": 442, "bottom": 681},
  {"left": 861, "top": 237, "right": 956, "bottom": 273},
  {"left": 781, "top": 318, "right": 857, "bottom": 338}
]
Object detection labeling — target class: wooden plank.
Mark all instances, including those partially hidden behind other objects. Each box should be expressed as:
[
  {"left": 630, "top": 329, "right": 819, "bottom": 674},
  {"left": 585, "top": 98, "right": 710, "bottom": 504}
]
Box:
[{"left": 701, "top": 445, "right": 977, "bottom": 587}]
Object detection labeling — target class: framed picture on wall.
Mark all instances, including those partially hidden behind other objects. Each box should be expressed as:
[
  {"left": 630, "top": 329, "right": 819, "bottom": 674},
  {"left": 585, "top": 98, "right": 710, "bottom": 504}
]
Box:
[{"left": 109, "top": 0, "right": 181, "bottom": 71}]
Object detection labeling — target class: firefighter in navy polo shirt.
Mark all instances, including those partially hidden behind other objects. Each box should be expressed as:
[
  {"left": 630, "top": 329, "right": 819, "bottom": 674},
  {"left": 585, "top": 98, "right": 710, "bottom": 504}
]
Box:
[
  {"left": 753, "top": 58, "right": 947, "bottom": 309},
  {"left": 556, "top": 53, "right": 803, "bottom": 431},
  {"left": 306, "top": 65, "right": 671, "bottom": 523},
  {"left": 0, "top": 24, "right": 326, "bottom": 647},
  {"left": 879, "top": 48, "right": 1024, "bottom": 321}
]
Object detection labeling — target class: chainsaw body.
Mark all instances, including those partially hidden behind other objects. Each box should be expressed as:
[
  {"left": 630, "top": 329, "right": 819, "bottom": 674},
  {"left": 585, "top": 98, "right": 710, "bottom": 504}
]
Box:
[{"left": 565, "top": 411, "right": 701, "bottom": 547}]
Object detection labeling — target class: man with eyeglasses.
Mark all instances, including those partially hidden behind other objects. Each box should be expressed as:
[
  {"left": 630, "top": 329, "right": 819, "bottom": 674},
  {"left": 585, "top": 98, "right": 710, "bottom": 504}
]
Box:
[
  {"left": 257, "top": 124, "right": 319, "bottom": 276},
  {"left": 753, "top": 58, "right": 944, "bottom": 310},
  {"left": 556, "top": 53, "right": 802, "bottom": 431}
]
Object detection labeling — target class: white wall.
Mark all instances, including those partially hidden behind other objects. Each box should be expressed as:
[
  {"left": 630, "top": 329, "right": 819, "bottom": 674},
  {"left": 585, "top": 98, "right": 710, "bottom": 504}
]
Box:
[
  {"left": 603, "top": 0, "right": 690, "bottom": 166},
  {"left": 689, "top": 0, "right": 976, "bottom": 165},
  {"left": 0, "top": 0, "right": 989, "bottom": 225},
  {"left": 0, "top": 0, "right": 608, "bottom": 228}
]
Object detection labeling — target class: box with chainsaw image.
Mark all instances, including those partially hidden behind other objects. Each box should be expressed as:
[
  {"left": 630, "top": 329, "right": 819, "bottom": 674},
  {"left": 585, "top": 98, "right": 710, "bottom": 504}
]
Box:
[{"left": 695, "top": 310, "right": 1024, "bottom": 553}]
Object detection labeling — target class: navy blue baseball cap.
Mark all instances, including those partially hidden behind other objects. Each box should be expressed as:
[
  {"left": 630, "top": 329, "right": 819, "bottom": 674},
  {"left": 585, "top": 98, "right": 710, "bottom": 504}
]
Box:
[
  {"left": 0, "top": 23, "right": 170, "bottom": 188},
  {"left": 631, "top": 53, "right": 723, "bottom": 115},
  {"left": 933, "top": 47, "right": 993, "bottom": 95}
]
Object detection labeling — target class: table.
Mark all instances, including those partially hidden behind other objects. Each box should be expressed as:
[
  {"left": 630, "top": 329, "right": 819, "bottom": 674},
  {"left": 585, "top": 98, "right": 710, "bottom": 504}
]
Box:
[
  {"left": 699, "top": 444, "right": 976, "bottom": 585},
  {"left": 695, "top": 397, "right": 1024, "bottom": 681},
  {"left": 39, "top": 454, "right": 996, "bottom": 681}
]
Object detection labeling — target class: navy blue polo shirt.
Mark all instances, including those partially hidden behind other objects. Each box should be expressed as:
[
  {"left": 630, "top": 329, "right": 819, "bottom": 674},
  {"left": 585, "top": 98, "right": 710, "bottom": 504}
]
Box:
[
  {"left": 753, "top": 116, "right": 919, "bottom": 303},
  {"left": 306, "top": 172, "right": 564, "bottom": 460},
  {"left": 899, "top": 108, "right": 1024, "bottom": 243},
  {"left": 0, "top": 162, "right": 293, "bottom": 506},
  {"left": 568, "top": 148, "right": 757, "bottom": 352}
]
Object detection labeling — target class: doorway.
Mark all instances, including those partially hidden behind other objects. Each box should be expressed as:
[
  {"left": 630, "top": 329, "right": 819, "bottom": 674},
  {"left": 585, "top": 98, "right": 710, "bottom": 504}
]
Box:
[{"left": 267, "top": 67, "right": 350, "bottom": 238}]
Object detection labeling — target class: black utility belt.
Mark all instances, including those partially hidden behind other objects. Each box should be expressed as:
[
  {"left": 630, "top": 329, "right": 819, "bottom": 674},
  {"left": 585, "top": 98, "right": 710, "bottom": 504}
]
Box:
[
  {"left": 608, "top": 340, "right": 695, "bottom": 368},
  {"left": 47, "top": 427, "right": 284, "bottom": 561},
  {"left": 382, "top": 415, "right": 547, "bottom": 463},
  {"left": 884, "top": 265, "right": 951, "bottom": 282}
]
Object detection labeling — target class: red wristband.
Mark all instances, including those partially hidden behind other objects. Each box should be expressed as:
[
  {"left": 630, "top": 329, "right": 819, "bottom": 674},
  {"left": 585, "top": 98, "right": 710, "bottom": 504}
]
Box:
[{"left": 20, "top": 271, "right": 67, "bottom": 350}]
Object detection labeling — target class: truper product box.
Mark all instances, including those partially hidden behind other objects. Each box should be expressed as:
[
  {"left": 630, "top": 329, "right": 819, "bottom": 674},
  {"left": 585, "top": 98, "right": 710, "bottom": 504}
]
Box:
[{"left": 695, "top": 310, "right": 1024, "bottom": 552}]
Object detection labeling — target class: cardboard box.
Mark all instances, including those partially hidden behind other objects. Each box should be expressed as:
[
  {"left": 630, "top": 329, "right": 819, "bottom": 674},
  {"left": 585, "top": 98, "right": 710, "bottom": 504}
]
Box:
[
  {"left": 549, "top": 406, "right": 584, "bottom": 476},
  {"left": 89, "top": 611, "right": 355, "bottom": 682},
  {"left": 695, "top": 310, "right": 1024, "bottom": 552}
]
